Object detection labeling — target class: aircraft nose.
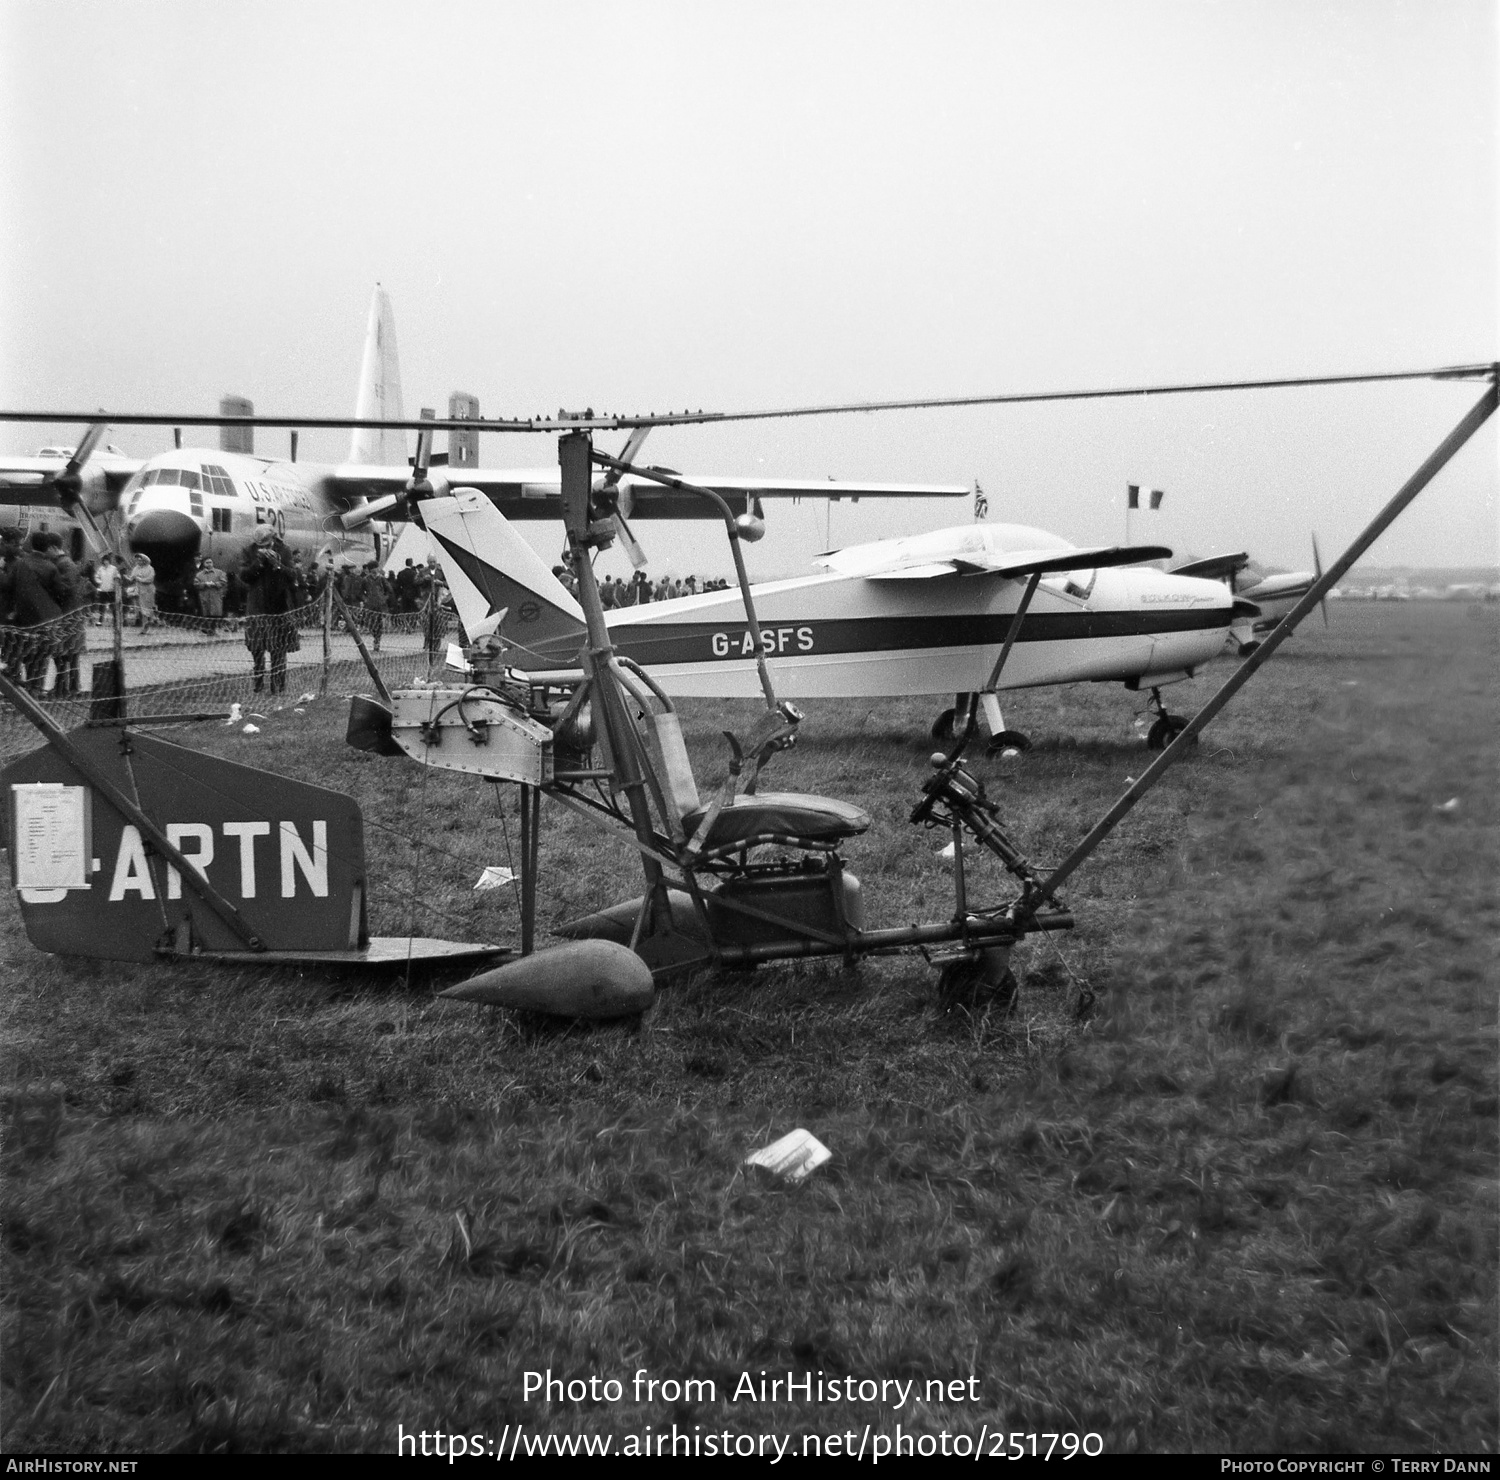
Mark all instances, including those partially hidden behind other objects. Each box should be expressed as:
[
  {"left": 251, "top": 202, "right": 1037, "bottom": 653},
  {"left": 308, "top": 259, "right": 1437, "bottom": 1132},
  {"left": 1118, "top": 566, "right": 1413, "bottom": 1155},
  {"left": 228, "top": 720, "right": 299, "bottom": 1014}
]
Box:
[{"left": 129, "top": 508, "right": 201, "bottom": 579}]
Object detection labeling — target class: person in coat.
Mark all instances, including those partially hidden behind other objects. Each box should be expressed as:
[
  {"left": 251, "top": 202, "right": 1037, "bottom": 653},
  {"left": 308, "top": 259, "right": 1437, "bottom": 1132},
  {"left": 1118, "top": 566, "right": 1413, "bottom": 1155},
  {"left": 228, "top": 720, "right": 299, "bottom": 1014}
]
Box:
[{"left": 240, "top": 527, "right": 298, "bottom": 694}]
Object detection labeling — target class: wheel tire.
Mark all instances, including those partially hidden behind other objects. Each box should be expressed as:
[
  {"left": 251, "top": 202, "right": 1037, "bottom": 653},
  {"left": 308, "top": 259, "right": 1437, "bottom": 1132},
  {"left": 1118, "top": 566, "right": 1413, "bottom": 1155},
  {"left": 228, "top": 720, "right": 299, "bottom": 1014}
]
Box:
[
  {"left": 937, "top": 953, "right": 1018, "bottom": 1012},
  {"left": 1147, "top": 716, "right": 1197, "bottom": 751},
  {"left": 987, "top": 729, "right": 1032, "bottom": 754},
  {"left": 931, "top": 707, "right": 957, "bottom": 741}
]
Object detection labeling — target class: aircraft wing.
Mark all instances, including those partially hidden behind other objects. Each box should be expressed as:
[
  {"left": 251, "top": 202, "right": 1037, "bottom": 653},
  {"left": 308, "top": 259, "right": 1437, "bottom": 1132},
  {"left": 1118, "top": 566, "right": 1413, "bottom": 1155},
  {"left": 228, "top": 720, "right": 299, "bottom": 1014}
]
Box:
[
  {"left": 1171, "top": 552, "right": 1250, "bottom": 582},
  {"left": 318, "top": 465, "right": 968, "bottom": 521},
  {"left": 0, "top": 456, "right": 142, "bottom": 506},
  {"left": 861, "top": 543, "right": 1175, "bottom": 581}
]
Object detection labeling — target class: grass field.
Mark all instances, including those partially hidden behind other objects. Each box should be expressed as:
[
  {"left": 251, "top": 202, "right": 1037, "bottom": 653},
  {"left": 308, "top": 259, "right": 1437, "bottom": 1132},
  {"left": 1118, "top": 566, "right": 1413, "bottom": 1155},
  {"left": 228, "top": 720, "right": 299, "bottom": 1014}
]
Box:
[{"left": 2, "top": 602, "right": 1496, "bottom": 1454}]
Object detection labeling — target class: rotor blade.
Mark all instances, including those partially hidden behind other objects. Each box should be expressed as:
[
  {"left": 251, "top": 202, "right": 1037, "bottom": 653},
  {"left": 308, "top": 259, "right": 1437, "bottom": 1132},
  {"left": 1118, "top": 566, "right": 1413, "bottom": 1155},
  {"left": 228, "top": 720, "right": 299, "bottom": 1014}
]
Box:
[{"left": 1312, "top": 533, "right": 1328, "bottom": 627}]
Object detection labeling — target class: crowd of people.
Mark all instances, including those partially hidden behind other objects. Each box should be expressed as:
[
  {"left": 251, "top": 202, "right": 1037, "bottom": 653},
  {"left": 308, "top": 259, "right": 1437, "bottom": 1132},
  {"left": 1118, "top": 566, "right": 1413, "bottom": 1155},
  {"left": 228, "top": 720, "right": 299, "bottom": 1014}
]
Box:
[
  {"left": 553, "top": 567, "right": 732, "bottom": 607},
  {"left": 1, "top": 528, "right": 452, "bottom": 697},
  {"left": 0, "top": 530, "right": 92, "bottom": 694}
]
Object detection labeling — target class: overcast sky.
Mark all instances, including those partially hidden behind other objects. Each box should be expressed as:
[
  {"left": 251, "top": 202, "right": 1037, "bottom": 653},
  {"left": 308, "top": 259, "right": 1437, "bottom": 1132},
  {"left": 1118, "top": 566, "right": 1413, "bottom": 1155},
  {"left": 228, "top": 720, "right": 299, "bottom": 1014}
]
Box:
[{"left": 2, "top": 0, "right": 1494, "bottom": 578}]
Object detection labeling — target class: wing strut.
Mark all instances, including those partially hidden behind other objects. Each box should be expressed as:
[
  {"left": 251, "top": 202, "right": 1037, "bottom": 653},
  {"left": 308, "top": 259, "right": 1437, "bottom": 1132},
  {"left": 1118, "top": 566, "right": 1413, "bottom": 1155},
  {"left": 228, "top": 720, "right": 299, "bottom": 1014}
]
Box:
[
  {"left": 983, "top": 571, "right": 1043, "bottom": 693},
  {"left": 1030, "top": 370, "right": 1499, "bottom": 912}
]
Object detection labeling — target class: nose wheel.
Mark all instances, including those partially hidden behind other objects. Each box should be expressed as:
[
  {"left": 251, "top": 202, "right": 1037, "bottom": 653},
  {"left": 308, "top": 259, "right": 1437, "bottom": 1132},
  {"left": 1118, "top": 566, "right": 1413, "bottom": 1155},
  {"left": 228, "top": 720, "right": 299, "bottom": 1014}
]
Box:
[{"left": 1144, "top": 687, "right": 1196, "bottom": 751}]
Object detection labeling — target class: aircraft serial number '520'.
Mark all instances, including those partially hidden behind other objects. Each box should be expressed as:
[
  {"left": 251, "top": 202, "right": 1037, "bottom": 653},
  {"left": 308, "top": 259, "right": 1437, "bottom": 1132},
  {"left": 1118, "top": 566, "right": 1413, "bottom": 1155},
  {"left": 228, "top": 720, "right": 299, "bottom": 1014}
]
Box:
[{"left": 711, "top": 627, "right": 815, "bottom": 657}]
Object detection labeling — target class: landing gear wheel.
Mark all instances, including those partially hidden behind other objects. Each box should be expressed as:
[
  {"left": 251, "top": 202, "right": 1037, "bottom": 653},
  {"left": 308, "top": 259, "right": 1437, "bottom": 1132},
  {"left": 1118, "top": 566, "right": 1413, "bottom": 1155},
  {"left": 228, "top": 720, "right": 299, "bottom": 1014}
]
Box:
[
  {"left": 937, "top": 956, "right": 1019, "bottom": 1013},
  {"left": 986, "top": 730, "right": 1032, "bottom": 755},
  {"left": 931, "top": 707, "right": 957, "bottom": 741},
  {"left": 1146, "top": 715, "right": 1196, "bottom": 751}
]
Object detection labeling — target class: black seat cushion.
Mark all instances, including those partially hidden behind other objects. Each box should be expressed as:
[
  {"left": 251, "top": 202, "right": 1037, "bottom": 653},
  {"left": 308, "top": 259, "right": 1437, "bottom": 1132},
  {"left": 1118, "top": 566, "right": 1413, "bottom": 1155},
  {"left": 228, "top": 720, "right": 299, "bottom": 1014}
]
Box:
[{"left": 681, "top": 792, "right": 871, "bottom": 852}]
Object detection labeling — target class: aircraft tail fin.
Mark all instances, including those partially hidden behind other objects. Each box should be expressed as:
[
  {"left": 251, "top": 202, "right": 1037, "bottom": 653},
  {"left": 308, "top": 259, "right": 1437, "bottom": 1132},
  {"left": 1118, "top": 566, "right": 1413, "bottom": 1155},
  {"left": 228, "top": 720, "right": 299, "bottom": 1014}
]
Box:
[
  {"left": 349, "top": 285, "right": 408, "bottom": 466},
  {"left": 421, "top": 489, "right": 587, "bottom": 667}
]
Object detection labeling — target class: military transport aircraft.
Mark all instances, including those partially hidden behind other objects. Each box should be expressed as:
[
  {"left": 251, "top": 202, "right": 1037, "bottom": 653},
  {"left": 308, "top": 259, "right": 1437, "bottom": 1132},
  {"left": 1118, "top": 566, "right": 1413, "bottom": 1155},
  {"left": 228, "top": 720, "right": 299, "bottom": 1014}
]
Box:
[
  {"left": 0, "top": 286, "right": 967, "bottom": 593},
  {"left": 416, "top": 487, "right": 1237, "bottom": 750}
]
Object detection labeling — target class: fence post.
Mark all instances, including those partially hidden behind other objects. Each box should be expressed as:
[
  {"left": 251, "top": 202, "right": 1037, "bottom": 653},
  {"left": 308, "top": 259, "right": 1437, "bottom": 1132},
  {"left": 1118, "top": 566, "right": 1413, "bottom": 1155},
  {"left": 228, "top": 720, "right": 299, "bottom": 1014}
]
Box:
[
  {"left": 320, "top": 575, "right": 333, "bottom": 697},
  {"left": 110, "top": 579, "right": 126, "bottom": 720}
]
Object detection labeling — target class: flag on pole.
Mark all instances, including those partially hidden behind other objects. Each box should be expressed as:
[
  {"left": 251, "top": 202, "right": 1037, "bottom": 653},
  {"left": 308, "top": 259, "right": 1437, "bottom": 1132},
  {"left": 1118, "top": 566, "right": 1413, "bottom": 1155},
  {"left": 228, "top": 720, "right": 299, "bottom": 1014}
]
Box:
[
  {"left": 973, "top": 481, "right": 988, "bottom": 521},
  {"left": 1127, "top": 484, "right": 1140, "bottom": 510},
  {"left": 1150, "top": 488, "right": 1165, "bottom": 510}
]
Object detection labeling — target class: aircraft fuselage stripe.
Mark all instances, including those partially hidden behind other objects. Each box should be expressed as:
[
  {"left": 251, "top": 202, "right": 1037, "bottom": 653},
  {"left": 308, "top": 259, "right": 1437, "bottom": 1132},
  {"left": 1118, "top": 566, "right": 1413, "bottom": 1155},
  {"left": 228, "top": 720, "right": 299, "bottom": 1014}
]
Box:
[{"left": 514, "top": 606, "right": 1229, "bottom": 667}]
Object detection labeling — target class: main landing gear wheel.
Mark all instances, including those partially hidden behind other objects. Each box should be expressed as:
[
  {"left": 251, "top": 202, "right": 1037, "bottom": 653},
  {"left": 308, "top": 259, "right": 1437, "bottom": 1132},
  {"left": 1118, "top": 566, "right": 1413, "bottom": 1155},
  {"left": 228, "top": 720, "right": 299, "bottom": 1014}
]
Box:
[
  {"left": 986, "top": 730, "right": 1032, "bottom": 755},
  {"left": 1144, "top": 686, "right": 1198, "bottom": 752},
  {"left": 937, "top": 952, "right": 1019, "bottom": 1013},
  {"left": 931, "top": 707, "right": 957, "bottom": 741}
]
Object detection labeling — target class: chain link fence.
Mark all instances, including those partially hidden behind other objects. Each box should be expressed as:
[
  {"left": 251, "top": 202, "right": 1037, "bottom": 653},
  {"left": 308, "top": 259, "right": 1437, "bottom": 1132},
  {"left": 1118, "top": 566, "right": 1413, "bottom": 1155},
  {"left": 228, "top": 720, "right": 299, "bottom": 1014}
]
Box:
[{"left": 0, "top": 587, "right": 465, "bottom": 767}]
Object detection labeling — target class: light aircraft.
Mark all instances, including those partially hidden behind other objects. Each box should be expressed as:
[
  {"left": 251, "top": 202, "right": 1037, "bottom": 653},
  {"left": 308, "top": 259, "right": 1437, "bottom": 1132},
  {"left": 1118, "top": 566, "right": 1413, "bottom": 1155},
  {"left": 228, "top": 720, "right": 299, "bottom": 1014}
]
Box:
[
  {"left": 416, "top": 487, "right": 1238, "bottom": 750},
  {"left": 0, "top": 286, "right": 967, "bottom": 597},
  {"left": 1172, "top": 540, "right": 1326, "bottom": 655}
]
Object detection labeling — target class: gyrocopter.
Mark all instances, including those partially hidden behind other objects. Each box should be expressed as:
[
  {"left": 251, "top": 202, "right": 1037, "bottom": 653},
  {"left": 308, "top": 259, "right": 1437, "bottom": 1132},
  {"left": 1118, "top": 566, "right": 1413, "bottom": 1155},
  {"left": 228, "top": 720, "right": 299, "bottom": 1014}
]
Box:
[{"left": 1, "top": 362, "right": 1493, "bottom": 1013}]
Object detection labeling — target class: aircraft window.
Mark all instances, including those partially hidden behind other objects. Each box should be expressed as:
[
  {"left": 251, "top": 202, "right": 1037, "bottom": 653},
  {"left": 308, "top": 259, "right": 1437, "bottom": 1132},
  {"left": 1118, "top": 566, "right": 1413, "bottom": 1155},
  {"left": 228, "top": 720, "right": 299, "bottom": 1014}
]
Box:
[
  {"left": 212, "top": 508, "right": 232, "bottom": 533},
  {"left": 190, "top": 493, "right": 204, "bottom": 517},
  {"left": 180, "top": 470, "right": 200, "bottom": 490},
  {"left": 142, "top": 469, "right": 160, "bottom": 486},
  {"left": 1043, "top": 569, "right": 1097, "bottom": 601},
  {"left": 200, "top": 466, "right": 234, "bottom": 498}
]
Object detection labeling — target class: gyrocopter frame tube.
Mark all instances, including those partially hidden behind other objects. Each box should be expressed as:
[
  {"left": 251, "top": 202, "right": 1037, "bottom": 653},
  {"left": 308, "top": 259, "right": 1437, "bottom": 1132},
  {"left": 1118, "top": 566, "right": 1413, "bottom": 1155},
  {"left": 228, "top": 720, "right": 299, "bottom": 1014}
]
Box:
[
  {"left": 1034, "top": 369, "right": 1499, "bottom": 909},
  {"left": 590, "top": 449, "right": 780, "bottom": 711},
  {"left": 559, "top": 433, "right": 670, "bottom": 921}
]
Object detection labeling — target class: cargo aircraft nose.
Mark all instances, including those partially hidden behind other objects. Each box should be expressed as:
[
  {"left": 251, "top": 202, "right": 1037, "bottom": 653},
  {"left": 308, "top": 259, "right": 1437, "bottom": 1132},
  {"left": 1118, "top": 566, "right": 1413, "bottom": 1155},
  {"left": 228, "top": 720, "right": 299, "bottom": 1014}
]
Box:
[{"left": 129, "top": 508, "right": 202, "bottom": 583}]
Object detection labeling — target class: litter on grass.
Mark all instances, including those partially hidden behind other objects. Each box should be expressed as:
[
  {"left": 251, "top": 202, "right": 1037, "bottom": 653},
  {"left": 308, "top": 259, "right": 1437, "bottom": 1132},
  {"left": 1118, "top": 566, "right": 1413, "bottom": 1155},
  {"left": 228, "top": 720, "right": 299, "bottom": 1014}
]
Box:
[
  {"left": 474, "top": 866, "right": 517, "bottom": 891},
  {"left": 744, "top": 1128, "right": 832, "bottom": 1183},
  {"left": 242, "top": 724, "right": 260, "bottom": 734}
]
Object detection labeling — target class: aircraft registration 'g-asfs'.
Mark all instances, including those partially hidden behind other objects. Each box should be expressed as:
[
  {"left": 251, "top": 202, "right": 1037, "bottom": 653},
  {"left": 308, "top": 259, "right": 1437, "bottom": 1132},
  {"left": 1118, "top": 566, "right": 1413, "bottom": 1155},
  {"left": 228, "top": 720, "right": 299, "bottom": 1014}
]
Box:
[
  {"left": 418, "top": 488, "right": 1238, "bottom": 750},
  {"left": 0, "top": 287, "right": 967, "bottom": 591}
]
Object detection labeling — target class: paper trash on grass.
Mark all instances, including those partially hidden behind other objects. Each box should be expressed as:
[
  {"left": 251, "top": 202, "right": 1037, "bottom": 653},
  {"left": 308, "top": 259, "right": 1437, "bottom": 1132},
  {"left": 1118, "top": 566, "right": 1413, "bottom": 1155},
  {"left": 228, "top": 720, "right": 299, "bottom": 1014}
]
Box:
[
  {"left": 225, "top": 703, "right": 242, "bottom": 725},
  {"left": 937, "top": 840, "right": 956, "bottom": 865},
  {"left": 744, "top": 1128, "right": 832, "bottom": 1183},
  {"left": 1434, "top": 797, "right": 1460, "bottom": 814},
  {"left": 473, "top": 866, "right": 517, "bottom": 891},
  {"left": 297, "top": 692, "right": 317, "bottom": 705},
  {"left": 242, "top": 723, "right": 260, "bottom": 734}
]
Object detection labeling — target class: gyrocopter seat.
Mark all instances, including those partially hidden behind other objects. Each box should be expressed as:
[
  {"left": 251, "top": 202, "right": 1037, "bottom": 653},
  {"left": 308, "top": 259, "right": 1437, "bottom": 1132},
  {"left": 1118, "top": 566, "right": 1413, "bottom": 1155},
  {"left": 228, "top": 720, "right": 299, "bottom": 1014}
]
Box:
[{"left": 679, "top": 792, "right": 870, "bottom": 863}]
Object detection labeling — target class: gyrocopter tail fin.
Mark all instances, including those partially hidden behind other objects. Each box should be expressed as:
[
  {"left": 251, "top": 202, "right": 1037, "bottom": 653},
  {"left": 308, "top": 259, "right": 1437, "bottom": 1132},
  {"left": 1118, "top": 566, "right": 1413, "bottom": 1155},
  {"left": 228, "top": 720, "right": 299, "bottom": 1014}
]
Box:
[{"left": 421, "top": 489, "right": 587, "bottom": 664}]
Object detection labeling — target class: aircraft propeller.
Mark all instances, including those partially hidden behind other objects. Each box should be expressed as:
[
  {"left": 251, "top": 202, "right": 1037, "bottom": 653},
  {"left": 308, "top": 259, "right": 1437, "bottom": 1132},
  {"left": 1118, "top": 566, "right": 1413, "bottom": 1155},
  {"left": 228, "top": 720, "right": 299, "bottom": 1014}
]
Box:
[
  {"left": 594, "top": 426, "right": 651, "bottom": 568},
  {"left": 49, "top": 423, "right": 117, "bottom": 558},
  {"left": 340, "top": 408, "right": 442, "bottom": 530}
]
